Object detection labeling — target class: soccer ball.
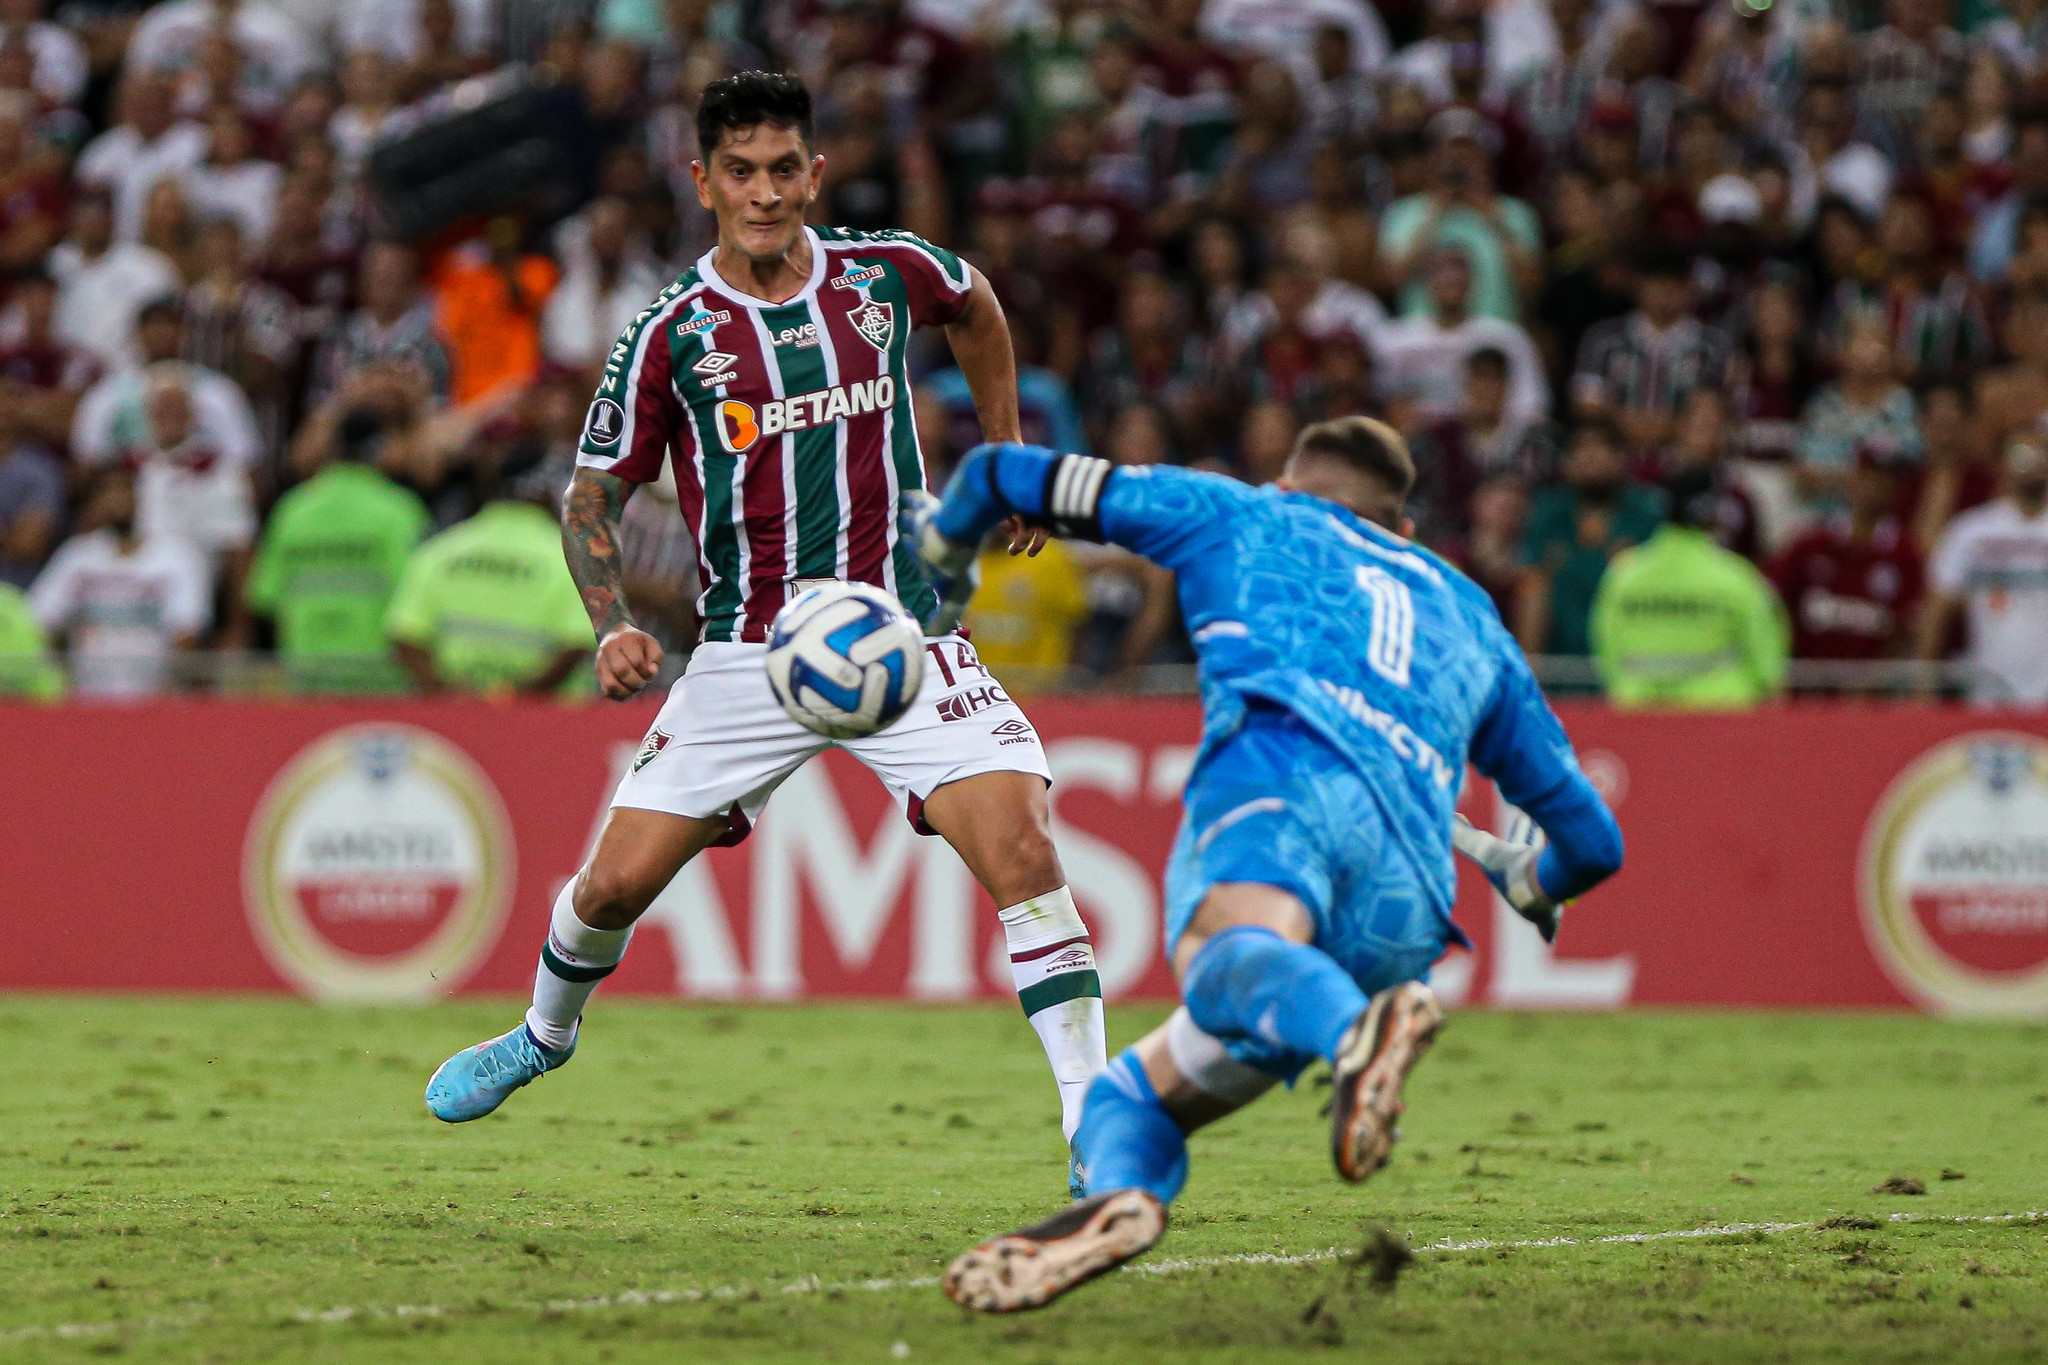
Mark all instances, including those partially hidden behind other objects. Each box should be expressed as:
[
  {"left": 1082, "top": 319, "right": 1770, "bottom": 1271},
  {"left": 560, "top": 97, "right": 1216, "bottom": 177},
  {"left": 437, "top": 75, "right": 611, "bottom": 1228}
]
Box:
[{"left": 765, "top": 582, "right": 927, "bottom": 739}]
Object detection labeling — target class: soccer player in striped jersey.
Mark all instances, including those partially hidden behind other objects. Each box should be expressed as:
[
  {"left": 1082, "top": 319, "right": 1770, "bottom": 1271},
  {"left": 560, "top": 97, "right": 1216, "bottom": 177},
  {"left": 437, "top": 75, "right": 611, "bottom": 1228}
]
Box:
[{"left": 425, "top": 71, "right": 1109, "bottom": 1190}]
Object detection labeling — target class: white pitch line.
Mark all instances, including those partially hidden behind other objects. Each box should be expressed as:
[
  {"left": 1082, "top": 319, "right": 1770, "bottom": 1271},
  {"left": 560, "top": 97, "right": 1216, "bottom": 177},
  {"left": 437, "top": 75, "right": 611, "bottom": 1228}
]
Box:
[{"left": 4, "top": 1210, "right": 2039, "bottom": 1345}]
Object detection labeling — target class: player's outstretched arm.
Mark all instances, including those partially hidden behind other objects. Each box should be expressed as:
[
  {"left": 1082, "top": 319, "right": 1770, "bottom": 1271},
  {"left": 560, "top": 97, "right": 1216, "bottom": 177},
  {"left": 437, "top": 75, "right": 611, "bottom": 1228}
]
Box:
[
  {"left": 914, "top": 442, "right": 1248, "bottom": 572},
  {"left": 563, "top": 467, "right": 662, "bottom": 700},
  {"left": 1462, "top": 638, "right": 1626, "bottom": 940}
]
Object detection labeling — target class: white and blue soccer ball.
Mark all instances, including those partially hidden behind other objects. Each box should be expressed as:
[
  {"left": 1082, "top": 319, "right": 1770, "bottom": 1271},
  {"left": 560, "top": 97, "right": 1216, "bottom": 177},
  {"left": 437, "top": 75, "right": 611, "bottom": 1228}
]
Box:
[{"left": 765, "top": 582, "right": 927, "bottom": 739}]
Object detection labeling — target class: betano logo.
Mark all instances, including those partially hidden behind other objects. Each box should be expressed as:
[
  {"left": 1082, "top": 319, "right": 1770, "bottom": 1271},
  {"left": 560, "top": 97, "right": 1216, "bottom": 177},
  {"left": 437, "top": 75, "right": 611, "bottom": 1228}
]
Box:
[{"left": 714, "top": 377, "right": 897, "bottom": 453}]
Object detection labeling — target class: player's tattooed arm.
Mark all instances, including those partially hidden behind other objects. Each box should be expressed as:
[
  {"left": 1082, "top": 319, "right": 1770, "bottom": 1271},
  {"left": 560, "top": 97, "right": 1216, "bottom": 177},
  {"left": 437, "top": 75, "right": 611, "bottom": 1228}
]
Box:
[
  {"left": 564, "top": 467, "right": 633, "bottom": 636},
  {"left": 563, "top": 467, "right": 664, "bottom": 699}
]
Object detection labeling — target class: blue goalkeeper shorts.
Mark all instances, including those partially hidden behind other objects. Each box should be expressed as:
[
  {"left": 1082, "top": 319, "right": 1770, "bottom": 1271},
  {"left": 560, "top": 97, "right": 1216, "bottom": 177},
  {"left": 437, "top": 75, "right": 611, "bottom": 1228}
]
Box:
[{"left": 1164, "top": 702, "right": 1457, "bottom": 1081}]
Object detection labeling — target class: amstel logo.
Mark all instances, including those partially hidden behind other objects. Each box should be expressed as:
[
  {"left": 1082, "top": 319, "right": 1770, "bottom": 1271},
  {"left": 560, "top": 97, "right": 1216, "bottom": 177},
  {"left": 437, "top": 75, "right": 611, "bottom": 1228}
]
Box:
[
  {"left": 1859, "top": 732, "right": 2048, "bottom": 1015},
  {"left": 243, "top": 725, "right": 514, "bottom": 1002}
]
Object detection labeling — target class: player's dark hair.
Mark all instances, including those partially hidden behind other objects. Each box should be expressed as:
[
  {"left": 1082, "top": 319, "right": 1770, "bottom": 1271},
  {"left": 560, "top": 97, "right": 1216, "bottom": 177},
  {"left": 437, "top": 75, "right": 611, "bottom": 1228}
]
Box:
[
  {"left": 1293, "top": 416, "right": 1416, "bottom": 498},
  {"left": 696, "top": 71, "right": 813, "bottom": 158}
]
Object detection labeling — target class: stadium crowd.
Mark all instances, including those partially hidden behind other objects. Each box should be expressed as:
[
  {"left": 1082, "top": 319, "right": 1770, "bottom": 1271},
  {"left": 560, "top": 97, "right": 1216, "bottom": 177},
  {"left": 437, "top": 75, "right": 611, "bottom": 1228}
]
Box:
[{"left": 0, "top": 0, "right": 2045, "bottom": 704}]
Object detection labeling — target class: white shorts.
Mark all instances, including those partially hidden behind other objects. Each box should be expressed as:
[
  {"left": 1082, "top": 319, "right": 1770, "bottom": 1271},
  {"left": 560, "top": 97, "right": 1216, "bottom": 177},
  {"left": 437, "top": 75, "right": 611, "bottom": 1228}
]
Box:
[{"left": 612, "top": 635, "right": 1051, "bottom": 843}]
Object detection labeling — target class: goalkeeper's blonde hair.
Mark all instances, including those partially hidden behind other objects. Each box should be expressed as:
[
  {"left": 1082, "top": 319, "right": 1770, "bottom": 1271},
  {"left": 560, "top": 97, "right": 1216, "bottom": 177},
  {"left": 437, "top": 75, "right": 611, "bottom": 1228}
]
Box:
[{"left": 1291, "top": 416, "right": 1416, "bottom": 498}]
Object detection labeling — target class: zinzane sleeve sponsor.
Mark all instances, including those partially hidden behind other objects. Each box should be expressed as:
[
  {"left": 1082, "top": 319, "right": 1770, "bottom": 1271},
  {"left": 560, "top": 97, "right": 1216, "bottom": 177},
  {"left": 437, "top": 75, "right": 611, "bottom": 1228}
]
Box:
[{"left": 578, "top": 286, "right": 689, "bottom": 483}]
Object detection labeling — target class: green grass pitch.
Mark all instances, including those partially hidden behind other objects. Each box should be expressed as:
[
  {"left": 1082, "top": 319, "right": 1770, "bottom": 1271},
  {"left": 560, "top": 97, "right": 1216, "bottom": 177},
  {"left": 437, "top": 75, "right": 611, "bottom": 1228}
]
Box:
[{"left": 3, "top": 997, "right": 2046, "bottom": 1363}]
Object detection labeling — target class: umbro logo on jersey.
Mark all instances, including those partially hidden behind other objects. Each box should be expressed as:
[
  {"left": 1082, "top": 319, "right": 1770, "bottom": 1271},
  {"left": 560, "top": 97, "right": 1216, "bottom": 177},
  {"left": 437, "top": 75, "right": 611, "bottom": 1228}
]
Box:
[
  {"left": 693, "top": 351, "right": 739, "bottom": 386},
  {"left": 676, "top": 310, "right": 732, "bottom": 337},
  {"left": 771, "top": 322, "right": 820, "bottom": 348}
]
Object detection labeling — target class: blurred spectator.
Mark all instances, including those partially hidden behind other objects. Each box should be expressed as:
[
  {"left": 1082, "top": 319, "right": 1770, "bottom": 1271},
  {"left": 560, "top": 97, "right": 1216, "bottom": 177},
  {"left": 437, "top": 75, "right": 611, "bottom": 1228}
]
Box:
[
  {"left": 1918, "top": 436, "right": 2048, "bottom": 704},
  {"left": 965, "top": 527, "right": 1091, "bottom": 690},
  {"left": 432, "top": 216, "right": 557, "bottom": 406},
  {"left": 1770, "top": 448, "right": 1925, "bottom": 660},
  {"left": 1517, "top": 419, "right": 1665, "bottom": 657},
  {"left": 1457, "top": 472, "right": 1528, "bottom": 618},
  {"left": 383, "top": 442, "right": 592, "bottom": 695},
  {"left": 1572, "top": 244, "right": 1733, "bottom": 456},
  {"left": 328, "top": 48, "right": 400, "bottom": 188},
  {"left": 0, "top": 578, "right": 62, "bottom": 699},
  {"left": 1377, "top": 107, "right": 1540, "bottom": 324},
  {"left": 1079, "top": 270, "right": 1207, "bottom": 446},
  {"left": 318, "top": 239, "right": 448, "bottom": 405},
  {"left": 0, "top": 264, "right": 101, "bottom": 454},
  {"left": 1973, "top": 289, "right": 2048, "bottom": 452},
  {"left": 179, "top": 106, "right": 280, "bottom": 249},
  {"left": 1856, "top": 0, "right": 1969, "bottom": 170},
  {"left": 126, "top": 0, "right": 315, "bottom": 116},
  {"left": 47, "top": 184, "right": 180, "bottom": 369},
  {"left": 28, "top": 465, "right": 210, "bottom": 696},
  {"left": 1911, "top": 378, "right": 1995, "bottom": 551},
  {"left": 244, "top": 405, "right": 430, "bottom": 691},
  {"left": 1969, "top": 112, "right": 2048, "bottom": 284},
  {"left": 0, "top": 413, "right": 61, "bottom": 586},
  {"left": 1656, "top": 389, "right": 1760, "bottom": 560},
  {"left": 1728, "top": 273, "right": 1817, "bottom": 465},
  {"left": 1237, "top": 398, "right": 1299, "bottom": 484},
  {"left": 1797, "top": 312, "right": 1922, "bottom": 520},
  {"left": 74, "top": 70, "right": 204, "bottom": 241},
  {"left": 72, "top": 297, "right": 260, "bottom": 633},
  {"left": 0, "top": 0, "right": 87, "bottom": 111},
  {"left": 1823, "top": 194, "right": 1990, "bottom": 385},
  {"left": 1591, "top": 465, "right": 1789, "bottom": 709},
  {"left": 0, "top": 91, "right": 63, "bottom": 278},
  {"left": 1373, "top": 246, "right": 1547, "bottom": 427},
  {"left": 182, "top": 217, "right": 295, "bottom": 451},
  {"left": 541, "top": 195, "right": 664, "bottom": 373}
]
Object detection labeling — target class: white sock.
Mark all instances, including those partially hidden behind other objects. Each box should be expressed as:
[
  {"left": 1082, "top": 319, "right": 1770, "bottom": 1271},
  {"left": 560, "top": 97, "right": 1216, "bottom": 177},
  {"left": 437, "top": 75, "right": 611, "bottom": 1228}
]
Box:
[
  {"left": 525, "top": 880, "right": 633, "bottom": 1052},
  {"left": 1000, "top": 887, "right": 1108, "bottom": 1141}
]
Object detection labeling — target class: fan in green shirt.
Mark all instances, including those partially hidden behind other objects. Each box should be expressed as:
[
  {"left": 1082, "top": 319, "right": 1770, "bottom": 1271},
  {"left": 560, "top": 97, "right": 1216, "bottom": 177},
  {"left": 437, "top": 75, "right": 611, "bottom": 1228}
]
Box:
[
  {"left": 246, "top": 423, "right": 432, "bottom": 692},
  {"left": 384, "top": 449, "right": 594, "bottom": 697},
  {"left": 1592, "top": 468, "right": 1790, "bottom": 710},
  {"left": 1518, "top": 421, "right": 1666, "bottom": 658},
  {"left": 0, "top": 583, "right": 63, "bottom": 701}
]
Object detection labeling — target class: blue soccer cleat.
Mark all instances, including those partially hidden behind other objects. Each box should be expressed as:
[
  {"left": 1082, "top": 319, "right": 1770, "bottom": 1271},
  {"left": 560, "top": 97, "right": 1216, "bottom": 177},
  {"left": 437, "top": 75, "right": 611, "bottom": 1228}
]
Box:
[
  {"left": 1068, "top": 1149, "right": 1086, "bottom": 1201},
  {"left": 425, "top": 1023, "right": 575, "bottom": 1123}
]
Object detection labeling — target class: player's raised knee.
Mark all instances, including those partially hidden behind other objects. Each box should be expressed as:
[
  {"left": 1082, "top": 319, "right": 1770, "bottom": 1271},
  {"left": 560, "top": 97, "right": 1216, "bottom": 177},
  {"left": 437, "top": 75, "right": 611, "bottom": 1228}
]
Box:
[{"left": 572, "top": 860, "right": 664, "bottom": 930}]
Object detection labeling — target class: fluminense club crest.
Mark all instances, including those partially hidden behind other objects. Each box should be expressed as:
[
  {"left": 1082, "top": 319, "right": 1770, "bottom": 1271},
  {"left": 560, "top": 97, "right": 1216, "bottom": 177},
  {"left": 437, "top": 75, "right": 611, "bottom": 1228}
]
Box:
[{"left": 851, "top": 299, "right": 895, "bottom": 352}]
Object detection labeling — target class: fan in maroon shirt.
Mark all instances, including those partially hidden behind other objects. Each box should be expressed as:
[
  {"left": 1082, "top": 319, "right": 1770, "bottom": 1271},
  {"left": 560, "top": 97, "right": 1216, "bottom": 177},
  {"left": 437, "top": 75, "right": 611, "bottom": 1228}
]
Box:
[{"left": 1769, "top": 446, "right": 1925, "bottom": 659}]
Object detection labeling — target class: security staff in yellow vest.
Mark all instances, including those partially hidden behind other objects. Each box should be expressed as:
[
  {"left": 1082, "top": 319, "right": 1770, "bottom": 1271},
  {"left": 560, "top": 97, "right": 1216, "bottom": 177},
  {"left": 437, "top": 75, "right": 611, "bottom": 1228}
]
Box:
[{"left": 1591, "top": 466, "right": 1789, "bottom": 709}]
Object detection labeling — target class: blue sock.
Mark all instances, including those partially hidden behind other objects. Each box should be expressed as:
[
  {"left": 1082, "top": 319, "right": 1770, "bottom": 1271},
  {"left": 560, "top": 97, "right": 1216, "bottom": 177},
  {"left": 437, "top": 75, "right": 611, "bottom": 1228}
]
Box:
[
  {"left": 1074, "top": 1050, "right": 1188, "bottom": 1205},
  {"left": 1181, "top": 925, "right": 1368, "bottom": 1064}
]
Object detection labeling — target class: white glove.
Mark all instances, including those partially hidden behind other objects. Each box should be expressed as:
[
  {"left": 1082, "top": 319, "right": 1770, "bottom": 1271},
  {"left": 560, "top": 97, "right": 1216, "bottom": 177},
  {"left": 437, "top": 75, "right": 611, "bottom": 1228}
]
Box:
[
  {"left": 1452, "top": 812, "right": 1563, "bottom": 944},
  {"left": 899, "top": 490, "right": 980, "bottom": 635}
]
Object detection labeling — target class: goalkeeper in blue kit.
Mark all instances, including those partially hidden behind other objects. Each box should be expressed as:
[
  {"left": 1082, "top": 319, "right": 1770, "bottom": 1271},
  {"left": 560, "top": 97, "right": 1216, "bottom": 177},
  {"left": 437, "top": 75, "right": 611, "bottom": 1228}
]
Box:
[{"left": 908, "top": 417, "right": 1626, "bottom": 1312}]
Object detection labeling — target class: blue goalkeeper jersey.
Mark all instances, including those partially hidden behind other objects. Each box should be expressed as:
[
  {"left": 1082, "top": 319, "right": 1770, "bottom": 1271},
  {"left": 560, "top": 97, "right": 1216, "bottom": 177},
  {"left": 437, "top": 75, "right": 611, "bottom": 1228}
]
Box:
[{"left": 929, "top": 448, "right": 1609, "bottom": 925}]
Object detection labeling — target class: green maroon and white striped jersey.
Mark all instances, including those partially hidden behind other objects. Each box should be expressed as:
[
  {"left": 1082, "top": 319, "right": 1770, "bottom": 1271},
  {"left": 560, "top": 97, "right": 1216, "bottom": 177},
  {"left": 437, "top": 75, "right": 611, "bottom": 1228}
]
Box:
[{"left": 576, "top": 225, "right": 972, "bottom": 642}]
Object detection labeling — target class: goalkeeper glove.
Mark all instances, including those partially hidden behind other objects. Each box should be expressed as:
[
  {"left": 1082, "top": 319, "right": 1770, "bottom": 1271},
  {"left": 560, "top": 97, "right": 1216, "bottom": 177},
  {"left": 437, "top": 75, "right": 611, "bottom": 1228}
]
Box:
[
  {"left": 900, "top": 489, "right": 980, "bottom": 635},
  {"left": 1452, "top": 812, "right": 1563, "bottom": 944}
]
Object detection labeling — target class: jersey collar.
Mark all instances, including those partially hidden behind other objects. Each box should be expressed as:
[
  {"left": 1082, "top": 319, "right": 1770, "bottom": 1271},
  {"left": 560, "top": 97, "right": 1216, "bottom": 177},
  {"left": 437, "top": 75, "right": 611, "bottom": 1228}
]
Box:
[{"left": 694, "top": 227, "right": 826, "bottom": 310}]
